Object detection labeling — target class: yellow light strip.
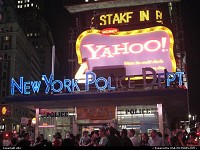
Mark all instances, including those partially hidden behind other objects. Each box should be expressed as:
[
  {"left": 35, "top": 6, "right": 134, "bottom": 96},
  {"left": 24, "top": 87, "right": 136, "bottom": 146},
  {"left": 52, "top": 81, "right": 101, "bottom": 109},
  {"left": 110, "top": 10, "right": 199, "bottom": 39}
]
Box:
[{"left": 76, "top": 26, "right": 176, "bottom": 72}]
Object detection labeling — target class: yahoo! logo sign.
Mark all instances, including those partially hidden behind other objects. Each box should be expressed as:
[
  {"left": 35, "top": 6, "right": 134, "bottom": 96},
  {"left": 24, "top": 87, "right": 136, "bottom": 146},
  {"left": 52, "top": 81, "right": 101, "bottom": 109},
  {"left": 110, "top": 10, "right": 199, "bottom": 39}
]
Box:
[
  {"left": 75, "top": 26, "right": 176, "bottom": 80},
  {"left": 83, "top": 37, "right": 167, "bottom": 60}
]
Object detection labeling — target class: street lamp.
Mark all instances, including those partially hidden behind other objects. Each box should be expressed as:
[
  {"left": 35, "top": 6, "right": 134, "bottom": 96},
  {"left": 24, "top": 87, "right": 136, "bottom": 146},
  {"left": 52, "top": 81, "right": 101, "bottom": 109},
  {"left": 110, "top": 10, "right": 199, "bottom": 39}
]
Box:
[
  {"left": 32, "top": 117, "right": 36, "bottom": 140},
  {"left": 32, "top": 117, "right": 36, "bottom": 125}
]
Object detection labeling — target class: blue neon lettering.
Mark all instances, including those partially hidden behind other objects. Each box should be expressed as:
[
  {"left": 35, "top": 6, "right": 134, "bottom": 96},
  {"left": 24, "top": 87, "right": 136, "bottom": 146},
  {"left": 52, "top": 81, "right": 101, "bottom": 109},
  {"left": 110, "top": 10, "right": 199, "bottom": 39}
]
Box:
[
  {"left": 85, "top": 71, "right": 96, "bottom": 91},
  {"left": 108, "top": 77, "right": 115, "bottom": 90},
  {"left": 31, "top": 81, "right": 41, "bottom": 93},
  {"left": 175, "top": 72, "right": 184, "bottom": 86},
  {"left": 42, "top": 74, "right": 54, "bottom": 94},
  {"left": 51, "top": 80, "right": 63, "bottom": 93},
  {"left": 24, "top": 81, "right": 30, "bottom": 95},
  {"left": 64, "top": 79, "right": 72, "bottom": 92},
  {"left": 11, "top": 77, "right": 24, "bottom": 95},
  {"left": 71, "top": 79, "right": 80, "bottom": 92},
  {"left": 166, "top": 73, "right": 176, "bottom": 86},
  {"left": 95, "top": 77, "right": 107, "bottom": 91}
]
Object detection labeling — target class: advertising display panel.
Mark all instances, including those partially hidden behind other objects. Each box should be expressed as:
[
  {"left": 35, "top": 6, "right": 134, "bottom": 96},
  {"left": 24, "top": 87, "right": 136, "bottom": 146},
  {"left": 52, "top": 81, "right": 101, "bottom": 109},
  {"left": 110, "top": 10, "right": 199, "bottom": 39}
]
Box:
[{"left": 75, "top": 26, "right": 176, "bottom": 78}]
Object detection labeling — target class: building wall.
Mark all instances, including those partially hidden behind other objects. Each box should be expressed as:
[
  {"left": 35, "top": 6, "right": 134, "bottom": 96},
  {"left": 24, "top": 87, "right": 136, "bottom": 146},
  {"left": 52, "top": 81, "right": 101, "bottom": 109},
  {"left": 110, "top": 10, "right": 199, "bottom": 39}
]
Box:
[{"left": 0, "top": 2, "right": 40, "bottom": 132}]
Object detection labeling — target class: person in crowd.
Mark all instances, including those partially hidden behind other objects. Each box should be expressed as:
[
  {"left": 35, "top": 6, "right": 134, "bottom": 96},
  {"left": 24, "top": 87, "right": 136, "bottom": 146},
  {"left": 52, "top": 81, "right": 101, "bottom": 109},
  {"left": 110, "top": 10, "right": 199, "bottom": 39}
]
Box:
[
  {"left": 74, "top": 134, "right": 81, "bottom": 146},
  {"left": 170, "top": 130, "right": 177, "bottom": 146},
  {"left": 157, "top": 132, "right": 163, "bottom": 138},
  {"left": 16, "top": 132, "right": 30, "bottom": 146},
  {"left": 62, "top": 132, "right": 74, "bottom": 146},
  {"left": 96, "top": 127, "right": 108, "bottom": 146},
  {"left": 34, "top": 136, "right": 42, "bottom": 146},
  {"left": 79, "top": 131, "right": 91, "bottom": 146},
  {"left": 171, "top": 131, "right": 185, "bottom": 146},
  {"left": 105, "top": 127, "right": 110, "bottom": 137},
  {"left": 164, "top": 133, "right": 171, "bottom": 146},
  {"left": 30, "top": 139, "right": 35, "bottom": 146},
  {"left": 105, "top": 126, "right": 121, "bottom": 146},
  {"left": 9, "top": 137, "right": 18, "bottom": 146},
  {"left": 129, "top": 129, "right": 139, "bottom": 146},
  {"left": 93, "top": 130, "right": 101, "bottom": 145},
  {"left": 187, "top": 132, "right": 198, "bottom": 146},
  {"left": 148, "top": 130, "right": 165, "bottom": 146},
  {"left": 140, "top": 133, "right": 149, "bottom": 146},
  {"left": 120, "top": 129, "right": 133, "bottom": 146},
  {"left": 53, "top": 132, "right": 62, "bottom": 146},
  {"left": 39, "top": 134, "right": 48, "bottom": 146}
]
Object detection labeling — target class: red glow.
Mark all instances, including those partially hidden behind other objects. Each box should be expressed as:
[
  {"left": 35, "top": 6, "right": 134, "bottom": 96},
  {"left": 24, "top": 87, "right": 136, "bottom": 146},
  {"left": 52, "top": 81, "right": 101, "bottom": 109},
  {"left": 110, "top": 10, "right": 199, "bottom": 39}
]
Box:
[
  {"left": 197, "top": 132, "right": 200, "bottom": 136},
  {"left": 5, "top": 133, "right": 8, "bottom": 137},
  {"left": 13, "top": 130, "right": 16, "bottom": 134},
  {"left": 101, "top": 28, "right": 119, "bottom": 35}
]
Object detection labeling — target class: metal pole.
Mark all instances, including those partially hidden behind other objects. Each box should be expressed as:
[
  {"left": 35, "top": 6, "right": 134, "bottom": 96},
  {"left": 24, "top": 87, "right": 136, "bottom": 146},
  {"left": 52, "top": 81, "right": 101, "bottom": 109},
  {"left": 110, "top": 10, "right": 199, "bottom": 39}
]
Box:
[{"left": 35, "top": 108, "right": 39, "bottom": 140}]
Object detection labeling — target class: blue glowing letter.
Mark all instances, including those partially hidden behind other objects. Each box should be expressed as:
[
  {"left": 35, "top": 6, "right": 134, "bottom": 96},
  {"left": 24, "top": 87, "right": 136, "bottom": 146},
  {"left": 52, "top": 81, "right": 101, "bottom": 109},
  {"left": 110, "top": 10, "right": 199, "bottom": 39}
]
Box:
[
  {"left": 108, "top": 77, "right": 115, "bottom": 91},
  {"left": 24, "top": 81, "right": 30, "bottom": 95},
  {"left": 42, "top": 74, "right": 54, "bottom": 94},
  {"left": 51, "top": 80, "right": 63, "bottom": 93},
  {"left": 166, "top": 72, "right": 176, "bottom": 86},
  {"left": 175, "top": 72, "right": 184, "bottom": 86},
  {"left": 11, "top": 77, "right": 24, "bottom": 95},
  {"left": 64, "top": 79, "right": 72, "bottom": 92},
  {"left": 95, "top": 77, "right": 107, "bottom": 91},
  {"left": 85, "top": 71, "right": 96, "bottom": 91},
  {"left": 31, "top": 81, "right": 41, "bottom": 93},
  {"left": 71, "top": 79, "right": 80, "bottom": 92}
]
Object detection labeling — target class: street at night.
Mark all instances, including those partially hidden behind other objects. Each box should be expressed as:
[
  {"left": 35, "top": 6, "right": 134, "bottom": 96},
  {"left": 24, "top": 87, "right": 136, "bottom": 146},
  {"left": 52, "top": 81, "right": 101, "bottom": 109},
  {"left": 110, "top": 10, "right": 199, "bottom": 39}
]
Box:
[{"left": 0, "top": 0, "right": 200, "bottom": 148}]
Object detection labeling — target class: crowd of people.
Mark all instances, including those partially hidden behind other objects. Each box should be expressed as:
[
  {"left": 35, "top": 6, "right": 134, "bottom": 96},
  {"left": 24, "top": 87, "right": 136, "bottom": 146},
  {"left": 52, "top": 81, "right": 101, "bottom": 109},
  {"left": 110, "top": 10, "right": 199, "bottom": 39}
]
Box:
[{"left": 1, "top": 126, "right": 200, "bottom": 147}]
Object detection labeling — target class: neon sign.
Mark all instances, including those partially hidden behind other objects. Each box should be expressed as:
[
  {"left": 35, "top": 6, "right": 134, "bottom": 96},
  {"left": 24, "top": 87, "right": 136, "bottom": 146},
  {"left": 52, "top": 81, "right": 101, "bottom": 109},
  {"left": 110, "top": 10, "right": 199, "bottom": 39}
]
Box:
[
  {"left": 75, "top": 26, "right": 176, "bottom": 80},
  {"left": 95, "top": 9, "right": 163, "bottom": 26},
  {"left": 10, "top": 68, "right": 184, "bottom": 95}
]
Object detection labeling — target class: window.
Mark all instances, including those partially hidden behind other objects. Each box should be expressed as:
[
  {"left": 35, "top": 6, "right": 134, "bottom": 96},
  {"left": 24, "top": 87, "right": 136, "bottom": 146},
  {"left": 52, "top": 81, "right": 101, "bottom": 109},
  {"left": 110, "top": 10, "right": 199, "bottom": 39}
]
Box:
[
  {"left": 2, "top": 90, "right": 6, "bottom": 97},
  {"left": 10, "top": 27, "right": 13, "bottom": 32},
  {"left": 5, "top": 36, "right": 9, "bottom": 41},
  {"left": 2, "top": 81, "right": 6, "bottom": 88},
  {"left": 4, "top": 54, "right": 8, "bottom": 59},
  {"left": 31, "top": 3, "right": 33, "bottom": 6},
  {"left": 4, "top": 45, "right": 8, "bottom": 50},
  {"left": 27, "top": 0, "right": 30, "bottom": 2},
  {"left": 2, "top": 71, "right": 7, "bottom": 78},
  {"left": 85, "top": 0, "right": 89, "bottom": 2},
  {"left": 27, "top": 4, "right": 29, "bottom": 7},
  {"left": 30, "top": 33, "right": 32, "bottom": 36},
  {"left": 17, "top": 5, "right": 20, "bottom": 8},
  {"left": 27, "top": 33, "right": 29, "bottom": 37},
  {"left": 35, "top": 33, "right": 37, "bottom": 36},
  {"left": 24, "top": 4, "right": 26, "bottom": 7},
  {"left": 3, "top": 62, "right": 8, "bottom": 69}
]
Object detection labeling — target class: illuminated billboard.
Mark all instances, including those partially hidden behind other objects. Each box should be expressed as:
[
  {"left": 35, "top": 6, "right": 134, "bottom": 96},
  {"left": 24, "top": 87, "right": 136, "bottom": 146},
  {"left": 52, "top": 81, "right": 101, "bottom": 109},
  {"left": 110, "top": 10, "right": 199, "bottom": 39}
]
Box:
[{"left": 75, "top": 26, "right": 176, "bottom": 79}]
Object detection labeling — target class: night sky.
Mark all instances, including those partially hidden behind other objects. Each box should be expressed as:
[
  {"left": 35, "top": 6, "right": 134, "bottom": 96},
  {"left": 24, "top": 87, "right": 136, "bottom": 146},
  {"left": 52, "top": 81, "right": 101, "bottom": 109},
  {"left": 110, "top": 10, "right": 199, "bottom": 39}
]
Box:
[{"left": 42, "top": 0, "right": 200, "bottom": 120}]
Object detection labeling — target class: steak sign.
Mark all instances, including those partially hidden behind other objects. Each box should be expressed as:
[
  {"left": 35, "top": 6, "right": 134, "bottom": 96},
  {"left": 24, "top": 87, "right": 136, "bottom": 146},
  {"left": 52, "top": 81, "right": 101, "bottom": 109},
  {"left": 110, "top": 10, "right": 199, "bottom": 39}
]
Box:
[{"left": 75, "top": 26, "right": 176, "bottom": 80}]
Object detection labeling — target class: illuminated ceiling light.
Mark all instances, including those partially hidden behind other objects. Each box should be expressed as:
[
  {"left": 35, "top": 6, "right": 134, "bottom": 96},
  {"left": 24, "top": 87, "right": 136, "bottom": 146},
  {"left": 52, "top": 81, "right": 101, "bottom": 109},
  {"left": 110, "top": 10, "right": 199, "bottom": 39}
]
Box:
[
  {"left": 85, "top": 0, "right": 89, "bottom": 2},
  {"left": 188, "top": 114, "right": 191, "bottom": 118}
]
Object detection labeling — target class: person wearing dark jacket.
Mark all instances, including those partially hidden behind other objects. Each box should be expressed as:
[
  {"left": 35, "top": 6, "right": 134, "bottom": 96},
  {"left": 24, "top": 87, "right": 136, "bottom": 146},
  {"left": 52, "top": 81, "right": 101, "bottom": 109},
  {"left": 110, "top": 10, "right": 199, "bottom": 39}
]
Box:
[
  {"left": 120, "top": 129, "right": 133, "bottom": 146},
  {"left": 106, "top": 127, "right": 122, "bottom": 146},
  {"left": 16, "top": 133, "right": 30, "bottom": 147}
]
